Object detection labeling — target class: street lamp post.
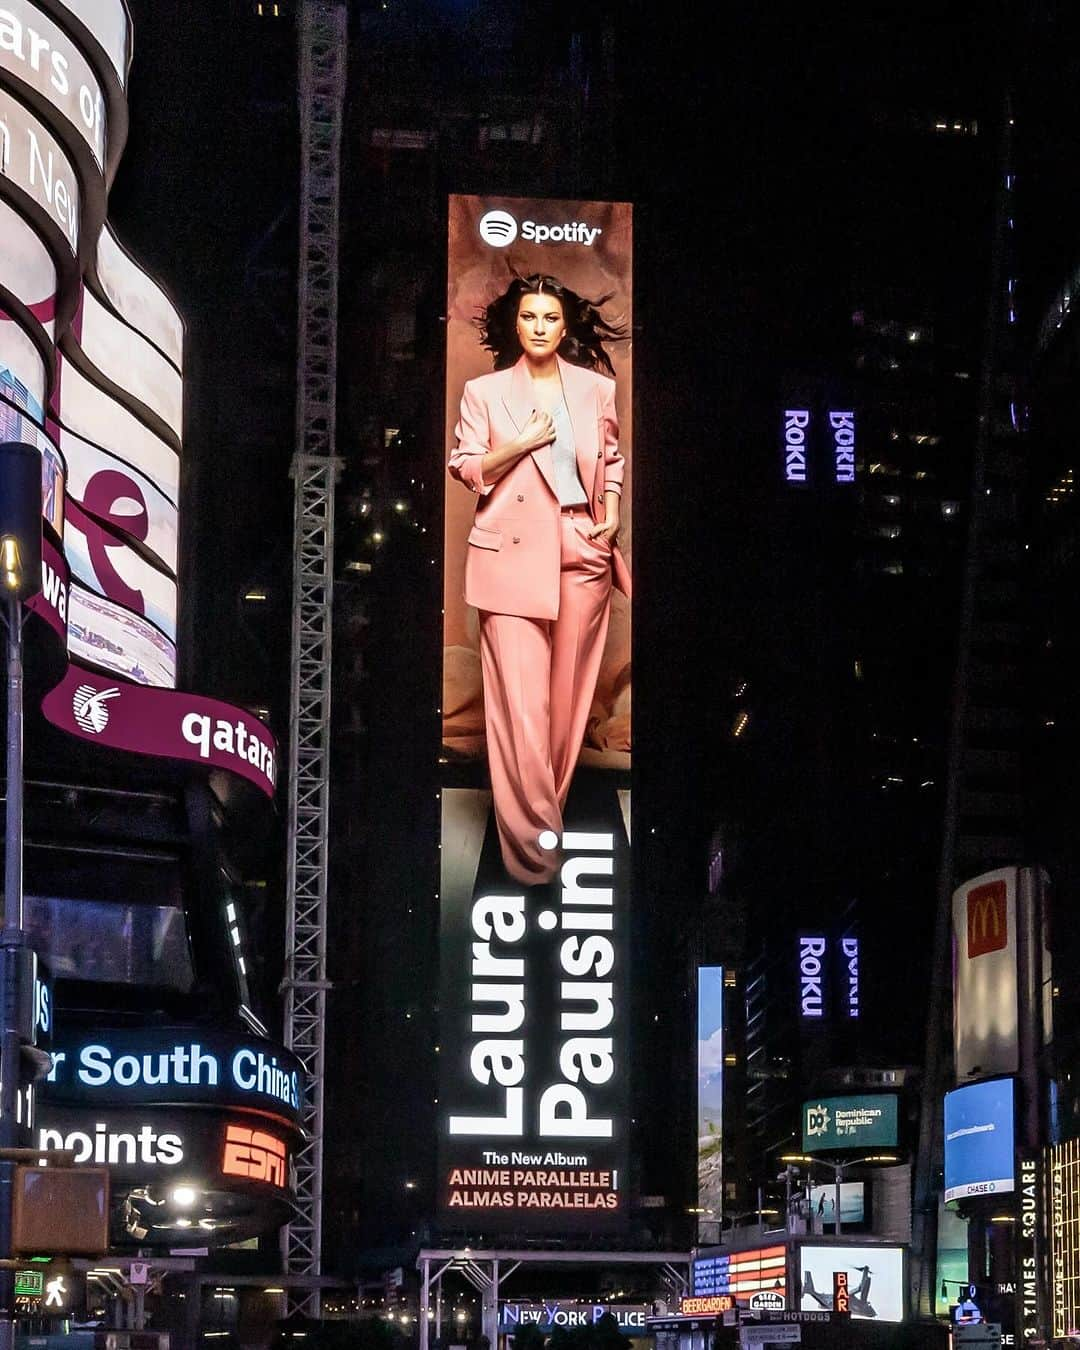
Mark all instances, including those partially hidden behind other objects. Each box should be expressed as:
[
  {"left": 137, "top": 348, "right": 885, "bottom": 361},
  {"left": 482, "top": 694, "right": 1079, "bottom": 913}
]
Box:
[
  {"left": 0, "top": 441, "right": 43, "bottom": 1350},
  {"left": 780, "top": 1153, "right": 899, "bottom": 1237}
]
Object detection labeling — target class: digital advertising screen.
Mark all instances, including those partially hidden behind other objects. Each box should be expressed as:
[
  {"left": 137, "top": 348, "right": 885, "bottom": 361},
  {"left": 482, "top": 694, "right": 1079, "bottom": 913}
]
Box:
[
  {"left": 63, "top": 498, "right": 177, "bottom": 642},
  {"left": 51, "top": 0, "right": 130, "bottom": 87},
  {"left": 1, "top": 398, "right": 65, "bottom": 535},
  {"left": 944, "top": 1077, "right": 1015, "bottom": 1203},
  {"left": 798, "top": 1244, "right": 904, "bottom": 1322},
  {"left": 952, "top": 867, "right": 1024, "bottom": 1080},
  {"left": 697, "top": 966, "right": 724, "bottom": 1233},
  {"left": 808, "top": 1181, "right": 865, "bottom": 1227},
  {"left": 95, "top": 226, "right": 184, "bottom": 371},
  {"left": 61, "top": 427, "right": 177, "bottom": 576},
  {"left": 0, "top": 307, "right": 46, "bottom": 421},
  {"left": 437, "top": 194, "right": 633, "bottom": 1235},
  {"left": 1048, "top": 1138, "right": 1080, "bottom": 1340},
  {"left": 67, "top": 583, "right": 177, "bottom": 688},
  {"left": 0, "top": 84, "right": 80, "bottom": 256},
  {"left": 802, "top": 1093, "right": 899, "bottom": 1152},
  {"left": 0, "top": 198, "right": 57, "bottom": 329},
  {"left": 73, "top": 288, "right": 183, "bottom": 438},
  {"left": 0, "top": 0, "right": 107, "bottom": 168},
  {"left": 55, "top": 359, "right": 180, "bottom": 502},
  {"left": 691, "top": 1246, "right": 786, "bottom": 1305}
]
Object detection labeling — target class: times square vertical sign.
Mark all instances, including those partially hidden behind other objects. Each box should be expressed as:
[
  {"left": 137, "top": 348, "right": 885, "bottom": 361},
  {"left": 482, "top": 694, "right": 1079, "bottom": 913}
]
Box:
[{"left": 437, "top": 196, "right": 633, "bottom": 1232}]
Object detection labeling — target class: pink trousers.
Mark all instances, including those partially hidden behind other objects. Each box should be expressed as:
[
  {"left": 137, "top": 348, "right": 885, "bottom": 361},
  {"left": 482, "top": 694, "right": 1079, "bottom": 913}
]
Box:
[{"left": 479, "top": 508, "right": 613, "bottom": 884}]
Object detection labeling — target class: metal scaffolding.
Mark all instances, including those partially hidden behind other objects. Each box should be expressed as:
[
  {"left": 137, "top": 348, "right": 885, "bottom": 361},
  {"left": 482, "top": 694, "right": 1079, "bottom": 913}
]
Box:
[{"left": 281, "top": 0, "right": 346, "bottom": 1320}]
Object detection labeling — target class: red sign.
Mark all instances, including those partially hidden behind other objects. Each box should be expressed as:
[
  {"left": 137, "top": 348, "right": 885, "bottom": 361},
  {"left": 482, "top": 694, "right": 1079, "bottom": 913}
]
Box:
[
  {"left": 679, "top": 1296, "right": 735, "bottom": 1316},
  {"left": 42, "top": 665, "right": 277, "bottom": 797},
  {"left": 27, "top": 536, "right": 69, "bottom": 643},
  {"left": 221, "top": 1124, "right": 287, "bottom": 1188},
  {"left": 967, "top": 879, "right": 1008, "bottom": 958},
  {"left": 833, "top": 1269, "right": 850, "bottom": 1316}
]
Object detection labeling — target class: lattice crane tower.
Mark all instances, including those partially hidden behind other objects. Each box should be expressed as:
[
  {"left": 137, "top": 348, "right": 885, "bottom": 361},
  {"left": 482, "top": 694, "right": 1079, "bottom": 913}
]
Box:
[{"left": 281, "top": 0, "right": 346, "bottom": 1320}]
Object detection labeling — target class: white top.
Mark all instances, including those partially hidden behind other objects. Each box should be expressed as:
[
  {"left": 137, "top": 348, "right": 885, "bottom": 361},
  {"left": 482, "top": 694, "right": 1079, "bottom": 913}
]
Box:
[{"left": 550, "top": 398, "right": 588, "bottom": 506}]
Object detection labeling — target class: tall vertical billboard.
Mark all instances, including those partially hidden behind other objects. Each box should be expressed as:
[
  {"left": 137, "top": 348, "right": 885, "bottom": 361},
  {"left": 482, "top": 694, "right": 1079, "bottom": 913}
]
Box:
[
  {"left": 952, "top": 866, "right": 1052, "bottom": 1082},
  {"left": 438, "top": 195, "right": 632, "bottom": 1233},
  {"left": 697, "top": 967, "right": 724, "bottom": 1236},
  {"left": 952, "top": 868, "right": 1018, "bottom": 1079}
]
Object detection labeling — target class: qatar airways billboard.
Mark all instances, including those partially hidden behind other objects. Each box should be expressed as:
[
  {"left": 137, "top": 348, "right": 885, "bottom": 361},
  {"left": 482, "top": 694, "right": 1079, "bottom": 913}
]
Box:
[
  {"left": 0, "top": 197, "right": 57, "bottom": 326},
  {"left": 437, "top": 195, "right": 632, "bottom": 1233},
  {"left": 47, "top": 0, "right": 130, "bottom": 87},
  {"left": 0, "top": 83, "right": 80, "bottom": 255},
  {"left": 42, "top": 665, "right": 276, "bottom": 797},
  {"left": 0, "top": 304, "right": 46, "bottom": 419},
  {"left": 74, "top": 287, "right": 183, "bottom": 438},
  {"left": 0, "top": 0, "right": 279, "bottom": 802},
  {"left": 0, "top": 0, "right": 107, "bottom": 168},
  {"left": 95, "top": 226, "right": 184, "bottom": 370}
]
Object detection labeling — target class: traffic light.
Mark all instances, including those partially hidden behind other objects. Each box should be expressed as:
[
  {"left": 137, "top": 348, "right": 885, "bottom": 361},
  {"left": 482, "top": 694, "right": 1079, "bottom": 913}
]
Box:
[{"left": 11, "top": 1164, "right": 110, "bottom": 1255}]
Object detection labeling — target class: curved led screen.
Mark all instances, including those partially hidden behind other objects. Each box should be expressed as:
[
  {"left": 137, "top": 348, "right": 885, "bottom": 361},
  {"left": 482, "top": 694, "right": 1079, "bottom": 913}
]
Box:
[
  {"left": 95, "top": 226, "right": 183, "bottom": 370},
  {"left": 0, "top": 306, "right": 46, "bottom": 420},
  {"left": 0, "top": 197, "right": 56, "bottom": 329},
  {"left": 68, "top": 582, "right": 176, "bottom": 688},
  {"left": 56, "top": 359, "right": 179, "bottom": 502},
  {"left": 1, "top": 394, "right": 66, "bottom": 533},
  {"left": 944, "top": 1076, "right": 1015, "bottom": 1204},
  {"left": 35, "top": 1104, "right": 295, "bottom": 1246},
  {"left": 75, "top": 287, "right": 183, "bottom": 438},
  {"left": 0, "top": 84, "right": 80, "bottom": 254},
  {"left": 48, "top": 0, "right": 128, "bottom": 87},
  {"left": 0, "top": 0, "right": 107, "bottom": 167},
  {"left": 64, "top": 499, "right": 176, "bottom": 642},
  {"left": 45, "top": 1027, "right": 304, "bottom": 1129},
  {"left": 34, "top": 1022, "right": 300, "bottom": 1247},
  {"left": 62, "top": 427, "right": 177, "bottom": 575}
]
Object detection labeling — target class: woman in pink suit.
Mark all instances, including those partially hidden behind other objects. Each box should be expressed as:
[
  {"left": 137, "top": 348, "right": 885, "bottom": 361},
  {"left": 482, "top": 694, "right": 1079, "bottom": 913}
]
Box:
[{"left": 449, "top": 273, "right": 630, "bottom": 885}]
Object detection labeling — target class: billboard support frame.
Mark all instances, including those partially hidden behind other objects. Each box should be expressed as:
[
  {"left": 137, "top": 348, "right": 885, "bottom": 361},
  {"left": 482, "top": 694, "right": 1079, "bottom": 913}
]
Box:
[
  {"left": 281, "top": 0, "right": 347, "bottom": 1321},
  {"left": 416, "top": 1249, "right": 691, "bottom": 1350}
]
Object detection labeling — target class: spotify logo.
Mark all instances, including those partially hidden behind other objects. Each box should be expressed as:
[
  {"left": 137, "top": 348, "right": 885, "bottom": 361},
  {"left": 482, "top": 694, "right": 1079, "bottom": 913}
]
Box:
[
  {"left": 479, "top": 210, "right": 518, "bottom": 247},
  {"left": 478, "top": 210, "right": 603, "bottom": 249}
]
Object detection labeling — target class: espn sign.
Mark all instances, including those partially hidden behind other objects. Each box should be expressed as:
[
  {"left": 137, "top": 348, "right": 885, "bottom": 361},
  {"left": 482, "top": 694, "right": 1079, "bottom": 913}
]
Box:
[
  {"left": 967, "top": 879, "right": 1007, "bottom": 958},
  {"left": 221, "top": 1124, "right": 287, "bottom": 1188}
]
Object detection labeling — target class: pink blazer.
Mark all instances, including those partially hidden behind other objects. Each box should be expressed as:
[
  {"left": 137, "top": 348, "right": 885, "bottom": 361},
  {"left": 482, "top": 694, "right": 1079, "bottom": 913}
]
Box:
[{"left": 449, "top": 355, "right": 632, "bottom": 621}]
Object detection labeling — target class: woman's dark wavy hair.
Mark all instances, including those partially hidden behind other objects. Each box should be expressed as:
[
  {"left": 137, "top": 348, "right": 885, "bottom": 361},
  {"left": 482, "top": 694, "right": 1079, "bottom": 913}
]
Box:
[{"left": 476, "top": 272, "right": 628, "bottom": 376}]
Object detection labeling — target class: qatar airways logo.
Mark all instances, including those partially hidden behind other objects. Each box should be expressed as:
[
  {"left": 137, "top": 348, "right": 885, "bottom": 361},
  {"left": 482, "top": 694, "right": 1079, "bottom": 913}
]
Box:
[
  {"left": 72, "top": 682, "right": 120, "bottom": 734},
  {"left": 479, "top": 209, "right": 602, "bottom": 249}
]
